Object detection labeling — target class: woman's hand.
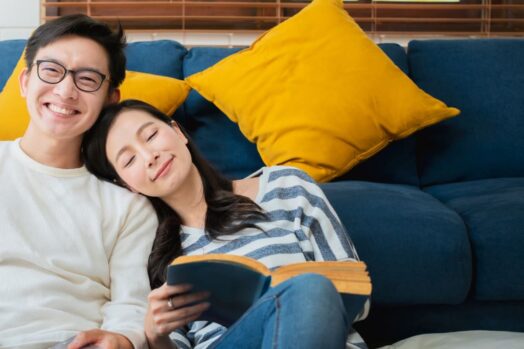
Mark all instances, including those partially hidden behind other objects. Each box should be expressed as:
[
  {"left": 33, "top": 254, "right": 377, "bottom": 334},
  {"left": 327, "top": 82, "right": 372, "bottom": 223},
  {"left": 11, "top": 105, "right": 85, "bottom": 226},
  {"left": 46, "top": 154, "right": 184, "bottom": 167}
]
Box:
[{"left": 145, "top": 283, "right": 210, "bottom": 347}]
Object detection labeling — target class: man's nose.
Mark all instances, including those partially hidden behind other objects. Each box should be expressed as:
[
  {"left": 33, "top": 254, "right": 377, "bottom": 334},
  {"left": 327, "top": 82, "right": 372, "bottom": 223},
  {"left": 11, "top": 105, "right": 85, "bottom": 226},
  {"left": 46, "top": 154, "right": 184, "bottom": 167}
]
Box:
[{"left": 53, "top": 73, "right": 78, "bottom": 99}]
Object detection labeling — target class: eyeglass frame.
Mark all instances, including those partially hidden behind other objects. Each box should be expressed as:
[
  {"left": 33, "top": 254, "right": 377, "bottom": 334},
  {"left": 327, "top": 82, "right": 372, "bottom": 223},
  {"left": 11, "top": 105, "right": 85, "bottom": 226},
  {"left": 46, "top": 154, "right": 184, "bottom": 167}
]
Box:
[{"left": 32, "top": 59, "right": 110, "bottom": 93}]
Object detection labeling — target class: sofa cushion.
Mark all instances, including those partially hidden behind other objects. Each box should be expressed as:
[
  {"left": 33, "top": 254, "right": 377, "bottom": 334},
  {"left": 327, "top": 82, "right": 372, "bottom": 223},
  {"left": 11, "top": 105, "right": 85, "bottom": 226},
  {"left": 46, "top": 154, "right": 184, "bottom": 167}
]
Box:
[
  {"left": 425, "top": 178, "right": 524, "bottom": 301},
  {"left": 409, "top": 39, "right": 524, "bottom": 186},
  {"left": 125, "top": 40, "right": 187, "bottom": 79},
  {"left": 337, "top": 43, "right": 419, "bottom": 186},
  {"left": 321, "top": 181, "right": 471, "bottom": 305},
  {"left": 183, "top": 44, "right": 421, "bottom": 183},
  {"left": 0, "top": 39, "right": 25, "bottom": 91},
  {"left": 186, "top": 0, "right": 459, "bottom": 183},
  {"left": 182, "top": 47, "right": 264, "bottom": 179}
]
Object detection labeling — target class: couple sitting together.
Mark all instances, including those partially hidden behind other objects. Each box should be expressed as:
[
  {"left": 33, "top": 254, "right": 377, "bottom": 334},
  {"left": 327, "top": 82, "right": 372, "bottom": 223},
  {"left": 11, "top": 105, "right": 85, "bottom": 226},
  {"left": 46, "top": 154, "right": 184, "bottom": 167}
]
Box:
[{"left": 0, "top": 14, "right": 367, "bottom": 349}]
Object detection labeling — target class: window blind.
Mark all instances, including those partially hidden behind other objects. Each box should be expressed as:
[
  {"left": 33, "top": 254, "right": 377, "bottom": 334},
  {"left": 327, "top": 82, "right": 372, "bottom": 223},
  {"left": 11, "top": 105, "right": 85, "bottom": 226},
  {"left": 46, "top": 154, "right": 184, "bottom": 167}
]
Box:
[{"left": 41, "top": 0, "right": 524, "bottom": 38}]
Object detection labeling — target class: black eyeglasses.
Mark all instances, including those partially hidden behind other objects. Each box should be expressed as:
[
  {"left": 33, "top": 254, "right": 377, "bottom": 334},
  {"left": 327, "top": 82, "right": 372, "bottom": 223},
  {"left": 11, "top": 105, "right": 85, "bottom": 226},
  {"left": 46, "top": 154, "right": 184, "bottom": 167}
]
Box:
[{"left": 34, "top": 60, "right": 109, "bottom": 93}]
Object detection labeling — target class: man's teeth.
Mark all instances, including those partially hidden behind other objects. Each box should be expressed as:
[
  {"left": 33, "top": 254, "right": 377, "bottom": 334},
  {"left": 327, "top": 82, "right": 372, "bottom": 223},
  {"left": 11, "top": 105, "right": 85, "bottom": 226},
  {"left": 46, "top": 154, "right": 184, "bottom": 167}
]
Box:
[{"left": 48, "top": 104, "right": 76, "bottom": 115}]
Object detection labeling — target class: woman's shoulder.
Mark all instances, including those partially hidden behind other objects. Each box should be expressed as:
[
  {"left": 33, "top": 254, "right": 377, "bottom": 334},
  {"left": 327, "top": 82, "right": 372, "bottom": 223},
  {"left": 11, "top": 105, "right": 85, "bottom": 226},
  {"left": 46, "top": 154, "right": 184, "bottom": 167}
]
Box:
[
  {"left": 239, "top": 166, "right": 319, "bottom": 203},
  {"left": 232, "top": 176, "right": 260, "bottom": 201}
]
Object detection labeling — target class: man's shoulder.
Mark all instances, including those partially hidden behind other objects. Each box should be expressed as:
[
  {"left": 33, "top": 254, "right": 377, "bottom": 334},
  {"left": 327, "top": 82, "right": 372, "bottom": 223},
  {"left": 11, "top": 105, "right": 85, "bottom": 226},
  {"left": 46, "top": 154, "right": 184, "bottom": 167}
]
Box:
[
  {"left": 0, "top": 140, "right": 14, "bottom": 154},
  {"left": 94, "top": 177, "right": 150, "bottom": 205},
  {"left": 0, "top": 141, "right": 16, "bottom": 173},
  {"left": 93, "top": 175, "right": 153, "bottom": 212}
]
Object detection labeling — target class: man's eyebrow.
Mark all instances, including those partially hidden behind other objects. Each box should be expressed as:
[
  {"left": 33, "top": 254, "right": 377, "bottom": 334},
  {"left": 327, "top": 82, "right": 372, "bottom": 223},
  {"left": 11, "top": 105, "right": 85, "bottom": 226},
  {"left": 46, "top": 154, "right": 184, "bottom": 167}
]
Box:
[
  {"left": 39, "top": 56, "right": 106, "bottom": 73},
  {"left": 114, "top": 121, "right": 155, "bottom": 163}
]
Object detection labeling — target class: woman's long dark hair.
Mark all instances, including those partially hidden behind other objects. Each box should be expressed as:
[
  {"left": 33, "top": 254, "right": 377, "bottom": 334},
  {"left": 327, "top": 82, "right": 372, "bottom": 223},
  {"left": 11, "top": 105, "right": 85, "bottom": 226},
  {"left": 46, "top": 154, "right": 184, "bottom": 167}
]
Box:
[{"left": 82, "top": 99, "right": 266, "bottom": 289}]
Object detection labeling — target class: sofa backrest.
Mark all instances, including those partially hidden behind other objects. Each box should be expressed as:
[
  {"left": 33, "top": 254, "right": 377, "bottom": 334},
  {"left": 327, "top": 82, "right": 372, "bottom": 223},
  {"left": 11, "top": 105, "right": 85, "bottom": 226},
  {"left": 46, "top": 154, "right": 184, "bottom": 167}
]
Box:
[
  {"left": 181, "top": 47, "right": 265, "bottom": 179},
  {"left": 9, "top": 38, "right": 520, "bottom": 187},
  {"left": 408, "top": 39, "right": 524, "bottom": 187},
  {"left": 0, "top": 40, "right": 26, "bottom": 91}
]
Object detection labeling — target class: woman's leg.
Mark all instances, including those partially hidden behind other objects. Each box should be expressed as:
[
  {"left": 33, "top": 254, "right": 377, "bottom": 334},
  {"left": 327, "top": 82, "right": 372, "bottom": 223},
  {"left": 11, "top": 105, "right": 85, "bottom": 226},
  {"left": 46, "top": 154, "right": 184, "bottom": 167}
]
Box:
[{"left": 210, "top": 273, "right": 349, "bottom": 349}]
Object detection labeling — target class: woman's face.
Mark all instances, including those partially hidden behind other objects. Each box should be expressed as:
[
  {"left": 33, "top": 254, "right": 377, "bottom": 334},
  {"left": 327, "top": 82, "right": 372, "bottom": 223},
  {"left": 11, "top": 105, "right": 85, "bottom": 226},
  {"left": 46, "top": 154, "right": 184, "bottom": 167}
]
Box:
[{"left": 105, "top": 109, "right": 192, "bottom": 198}]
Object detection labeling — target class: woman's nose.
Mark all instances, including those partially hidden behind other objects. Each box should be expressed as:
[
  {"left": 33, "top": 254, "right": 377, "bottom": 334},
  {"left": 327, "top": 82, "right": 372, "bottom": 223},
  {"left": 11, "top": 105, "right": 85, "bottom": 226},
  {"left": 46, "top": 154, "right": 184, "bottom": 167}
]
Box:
[{"left": 145, "top": 151, "right": 160, "bottom": 167}]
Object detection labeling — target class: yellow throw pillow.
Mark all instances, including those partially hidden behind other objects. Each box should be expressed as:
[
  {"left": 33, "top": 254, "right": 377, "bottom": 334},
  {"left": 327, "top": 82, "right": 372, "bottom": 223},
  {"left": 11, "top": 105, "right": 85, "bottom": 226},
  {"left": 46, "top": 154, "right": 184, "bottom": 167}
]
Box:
[
  {"left": 0, "top": 54, "right": 190, "bottom": 140},
  {"left": 186, "top": 0, "right": 460, "bottom": 182}
]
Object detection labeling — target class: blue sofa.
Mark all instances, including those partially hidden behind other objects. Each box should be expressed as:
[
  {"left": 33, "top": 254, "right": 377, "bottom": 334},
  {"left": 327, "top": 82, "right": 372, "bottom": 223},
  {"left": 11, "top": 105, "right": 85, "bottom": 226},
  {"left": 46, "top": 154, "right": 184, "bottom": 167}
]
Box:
[{"left": 1, "top": 38, "right": 523, "bottom": 347}]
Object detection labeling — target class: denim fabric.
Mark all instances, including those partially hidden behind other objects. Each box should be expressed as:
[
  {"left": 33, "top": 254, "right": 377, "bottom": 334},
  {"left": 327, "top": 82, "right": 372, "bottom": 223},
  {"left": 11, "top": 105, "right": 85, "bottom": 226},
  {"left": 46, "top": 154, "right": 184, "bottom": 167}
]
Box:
[
  {"left": 0, "top": 39, "right": 26, "bottom": 91},
  {"left": 424, "top": 178, "right": 524, "bottom": 300},
  {"left": 321, "top": 180, "right": 471, "bottom": 305},
  {"left": 209, "top": 274, "right": 350, "bottom": 349},
  {"left": 409, "top": 39, "right": 524, "bottom": 186}
]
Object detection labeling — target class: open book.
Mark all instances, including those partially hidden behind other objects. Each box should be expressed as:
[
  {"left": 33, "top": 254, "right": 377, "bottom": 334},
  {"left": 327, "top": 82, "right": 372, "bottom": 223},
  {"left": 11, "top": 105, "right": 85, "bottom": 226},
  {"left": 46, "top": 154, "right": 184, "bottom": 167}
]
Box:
[{"left": 167, "top": 254, "right": 371, "bottom": 327}]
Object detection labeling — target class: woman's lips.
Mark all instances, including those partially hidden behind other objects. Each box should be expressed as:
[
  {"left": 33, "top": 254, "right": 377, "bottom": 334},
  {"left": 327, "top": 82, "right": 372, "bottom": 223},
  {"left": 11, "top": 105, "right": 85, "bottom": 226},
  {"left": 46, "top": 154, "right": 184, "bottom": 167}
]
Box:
[{"left": 153, "top": 156, "right": 174, "bottom": 181}]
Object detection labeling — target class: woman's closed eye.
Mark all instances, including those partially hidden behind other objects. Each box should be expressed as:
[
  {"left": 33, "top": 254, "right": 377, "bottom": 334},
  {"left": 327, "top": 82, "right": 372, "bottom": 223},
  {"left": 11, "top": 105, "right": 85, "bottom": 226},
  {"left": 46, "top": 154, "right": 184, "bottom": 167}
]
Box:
[
  {"left": 146, "top": 130, "right": 158, "bottom": 142},
  {"left": 124, "top": 155, "right": 136, "bottom": 168}
]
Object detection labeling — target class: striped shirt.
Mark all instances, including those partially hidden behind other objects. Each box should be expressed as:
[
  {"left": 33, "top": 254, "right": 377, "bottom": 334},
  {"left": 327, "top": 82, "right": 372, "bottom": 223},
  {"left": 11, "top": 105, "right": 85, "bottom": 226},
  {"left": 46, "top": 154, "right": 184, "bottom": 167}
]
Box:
[{"left": 170, "top": 166, "right": 368, "bottom": 349}]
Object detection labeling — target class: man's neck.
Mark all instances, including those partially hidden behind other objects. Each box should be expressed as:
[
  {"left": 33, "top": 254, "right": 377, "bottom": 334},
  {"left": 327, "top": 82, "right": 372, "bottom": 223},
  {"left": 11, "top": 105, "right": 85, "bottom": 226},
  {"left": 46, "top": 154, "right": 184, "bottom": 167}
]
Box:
[{"left": 20, "top": 132, "right": 83, "bottom": 169}]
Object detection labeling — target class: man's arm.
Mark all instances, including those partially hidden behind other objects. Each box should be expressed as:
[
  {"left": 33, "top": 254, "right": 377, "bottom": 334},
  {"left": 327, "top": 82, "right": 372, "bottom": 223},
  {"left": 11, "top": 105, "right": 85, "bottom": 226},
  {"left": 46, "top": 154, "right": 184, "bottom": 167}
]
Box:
[
  {"left": 100, "top": 195, "right": 158, "bottom": 348},
  {"left": 68, "top": 329, "right": 133, "bottom": 349}
]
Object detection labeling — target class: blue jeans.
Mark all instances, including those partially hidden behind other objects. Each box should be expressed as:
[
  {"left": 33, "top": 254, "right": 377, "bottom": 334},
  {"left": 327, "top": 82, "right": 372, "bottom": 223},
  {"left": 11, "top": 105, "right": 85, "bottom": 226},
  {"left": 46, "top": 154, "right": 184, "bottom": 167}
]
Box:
[{"left": 209, "top": 273, "right": 349, "bottom": 349}]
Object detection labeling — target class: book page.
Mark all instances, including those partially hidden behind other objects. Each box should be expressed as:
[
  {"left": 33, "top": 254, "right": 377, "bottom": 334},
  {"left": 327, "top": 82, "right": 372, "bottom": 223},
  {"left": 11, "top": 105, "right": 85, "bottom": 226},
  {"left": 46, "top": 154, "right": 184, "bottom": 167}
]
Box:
[
  {"left": 271, "top": 261, "right": 371, "bottom": 295},
  {"left": 172, "top": 253, "right": 271, "bottom": 276}
]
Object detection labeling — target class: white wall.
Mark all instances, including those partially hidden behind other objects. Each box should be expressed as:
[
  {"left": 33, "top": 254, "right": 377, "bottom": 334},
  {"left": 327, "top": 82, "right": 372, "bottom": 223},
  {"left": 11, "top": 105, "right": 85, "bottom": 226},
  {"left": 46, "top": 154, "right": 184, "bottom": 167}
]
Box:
[{"left": 0, "top": 0, "right": 40, "bottom": 40}]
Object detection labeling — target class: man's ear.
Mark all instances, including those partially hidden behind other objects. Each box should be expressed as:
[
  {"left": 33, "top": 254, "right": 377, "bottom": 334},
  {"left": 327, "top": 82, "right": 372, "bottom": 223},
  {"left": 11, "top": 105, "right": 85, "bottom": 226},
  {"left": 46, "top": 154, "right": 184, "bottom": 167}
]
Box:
[
  {"left": 107, "top": 88, "right": 120, "bottom": 104},
  {"left": 19, "top": 67, "right": 29, "bottom": 98}
]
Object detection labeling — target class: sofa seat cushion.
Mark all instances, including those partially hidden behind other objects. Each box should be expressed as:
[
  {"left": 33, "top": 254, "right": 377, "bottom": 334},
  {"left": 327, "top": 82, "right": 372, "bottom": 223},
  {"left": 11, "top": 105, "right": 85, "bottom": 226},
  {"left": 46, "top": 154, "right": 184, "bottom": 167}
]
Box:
[
  {"left": 321, "top": 180, "right": 471, "bottom": 305},
  {"left": 409, "top": 39, "right": 524, "bottom": 186},
  {"left": 425, "top": 178, "right": 524, "bottom": 301}
]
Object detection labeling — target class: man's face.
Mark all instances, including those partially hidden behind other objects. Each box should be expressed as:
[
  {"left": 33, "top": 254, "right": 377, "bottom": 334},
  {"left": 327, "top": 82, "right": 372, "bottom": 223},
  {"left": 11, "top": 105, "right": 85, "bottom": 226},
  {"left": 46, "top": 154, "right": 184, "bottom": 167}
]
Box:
[{"left": 19, "top": 35, "right": 118, "bottom": 142}]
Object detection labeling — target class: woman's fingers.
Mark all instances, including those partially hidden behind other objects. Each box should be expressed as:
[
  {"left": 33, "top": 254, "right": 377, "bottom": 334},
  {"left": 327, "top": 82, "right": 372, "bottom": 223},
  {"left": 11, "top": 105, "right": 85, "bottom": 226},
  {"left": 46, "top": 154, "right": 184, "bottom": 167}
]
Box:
[
  {"left": 149, "top": 283, "right": 193, "bottom": 302},
  {"left": 153, "top": 302, "right": 211, "bottom": 336},
  {"left": 146, "top": 283, "right": 211, "bottom": 338},
  {"left": 168, "top": 290, "right": 210, "bottom": 309}
]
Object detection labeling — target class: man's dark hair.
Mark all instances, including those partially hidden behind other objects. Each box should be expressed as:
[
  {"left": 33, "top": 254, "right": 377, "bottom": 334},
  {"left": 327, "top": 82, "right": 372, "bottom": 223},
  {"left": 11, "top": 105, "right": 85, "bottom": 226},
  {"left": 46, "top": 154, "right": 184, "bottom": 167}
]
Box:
[{"left": 25, "top": 14, "right": 126, "bottom": 90}]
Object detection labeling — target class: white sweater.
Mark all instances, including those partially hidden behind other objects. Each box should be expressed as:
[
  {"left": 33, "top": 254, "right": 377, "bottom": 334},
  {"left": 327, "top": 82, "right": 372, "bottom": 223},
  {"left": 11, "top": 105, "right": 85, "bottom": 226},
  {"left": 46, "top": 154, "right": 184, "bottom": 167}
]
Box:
[{"left": 0, "top": 140, "right": 157, "bottom": 349}]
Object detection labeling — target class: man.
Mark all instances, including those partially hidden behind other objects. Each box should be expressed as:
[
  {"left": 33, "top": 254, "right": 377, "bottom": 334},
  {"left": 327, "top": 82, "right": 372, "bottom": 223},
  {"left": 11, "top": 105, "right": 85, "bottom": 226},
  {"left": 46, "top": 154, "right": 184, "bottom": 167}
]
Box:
[{"left": 0, "top": 15, "right": 157, "bottom": 349}]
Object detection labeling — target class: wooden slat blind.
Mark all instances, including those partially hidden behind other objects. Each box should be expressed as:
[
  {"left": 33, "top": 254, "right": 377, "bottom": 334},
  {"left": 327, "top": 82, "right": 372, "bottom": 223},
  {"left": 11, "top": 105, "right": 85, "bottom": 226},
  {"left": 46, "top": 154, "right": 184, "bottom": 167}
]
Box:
[{"left": 41, "top": 0, "right": 524, "bottom": 38}]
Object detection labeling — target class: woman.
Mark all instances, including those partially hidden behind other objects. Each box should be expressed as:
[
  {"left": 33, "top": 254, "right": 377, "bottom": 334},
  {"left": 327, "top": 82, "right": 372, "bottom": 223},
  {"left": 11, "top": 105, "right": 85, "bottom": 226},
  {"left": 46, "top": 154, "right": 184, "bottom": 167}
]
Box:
[{"left": 82, "top": 99, "right": 367, "bottom": 349}]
